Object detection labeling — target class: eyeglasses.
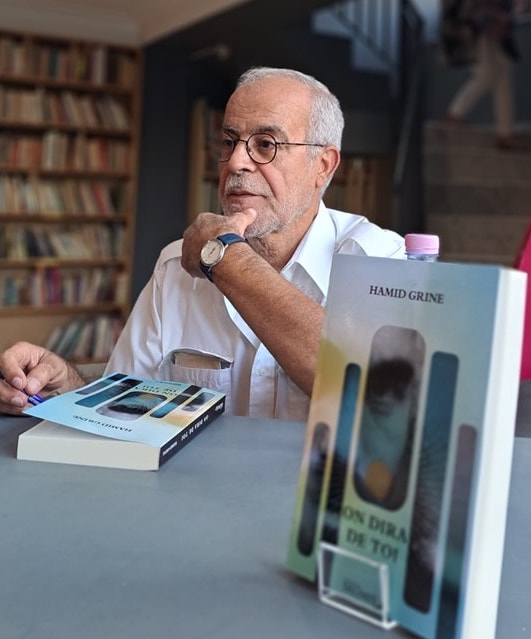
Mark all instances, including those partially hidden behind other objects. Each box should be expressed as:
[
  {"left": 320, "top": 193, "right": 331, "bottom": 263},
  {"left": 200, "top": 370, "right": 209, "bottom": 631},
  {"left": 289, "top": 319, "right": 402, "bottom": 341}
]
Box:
[{"left": 217, "top": 133, "right": 325, "bottom": 165}]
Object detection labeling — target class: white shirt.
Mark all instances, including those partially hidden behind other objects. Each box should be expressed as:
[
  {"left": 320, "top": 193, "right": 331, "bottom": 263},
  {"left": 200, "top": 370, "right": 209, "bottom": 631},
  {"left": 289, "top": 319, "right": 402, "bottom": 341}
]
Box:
[{"left": 106, "top": 202, "right": 405, "bottom": 420}]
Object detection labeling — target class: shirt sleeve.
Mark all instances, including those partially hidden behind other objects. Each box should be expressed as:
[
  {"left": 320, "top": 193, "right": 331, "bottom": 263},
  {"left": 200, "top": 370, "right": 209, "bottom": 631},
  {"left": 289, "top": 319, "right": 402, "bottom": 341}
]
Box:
[
  {"left": 105, "top": 270, "right": 165, "bottom": 379},
  {"left": 338, "top": 222, "right": 405, "bottom": 258},
  {"left": 105, "top": 240, "right": 184, "bottom": 378}
]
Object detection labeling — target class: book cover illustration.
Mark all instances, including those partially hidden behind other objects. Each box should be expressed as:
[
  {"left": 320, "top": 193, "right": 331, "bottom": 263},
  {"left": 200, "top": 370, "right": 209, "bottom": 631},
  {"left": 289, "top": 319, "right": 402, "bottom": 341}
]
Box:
[
  {"left": 25, "top": 373, "right": 226, "bottom": 450},
  {"left": 286, "top": 255, "right": 526, "bottom": 639}
]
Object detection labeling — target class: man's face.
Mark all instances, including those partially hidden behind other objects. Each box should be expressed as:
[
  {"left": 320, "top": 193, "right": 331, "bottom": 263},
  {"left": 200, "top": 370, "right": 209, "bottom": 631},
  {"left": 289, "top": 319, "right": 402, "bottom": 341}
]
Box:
[{"left": 218, "top": 77, "right": 324, "bottom": 239}]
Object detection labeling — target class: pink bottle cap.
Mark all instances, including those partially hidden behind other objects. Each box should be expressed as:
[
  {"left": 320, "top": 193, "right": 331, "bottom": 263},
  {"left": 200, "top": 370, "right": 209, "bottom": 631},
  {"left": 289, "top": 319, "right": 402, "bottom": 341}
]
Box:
[{"left": 405, "top": 234, "right": 439, "bottom": 254}]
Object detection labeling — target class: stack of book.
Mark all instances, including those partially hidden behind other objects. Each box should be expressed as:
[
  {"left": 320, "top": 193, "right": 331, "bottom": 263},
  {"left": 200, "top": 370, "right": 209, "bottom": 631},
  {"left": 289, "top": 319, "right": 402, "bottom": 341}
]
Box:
[{"left": 18, "top": 374, "right": 226, "bottom": 471}]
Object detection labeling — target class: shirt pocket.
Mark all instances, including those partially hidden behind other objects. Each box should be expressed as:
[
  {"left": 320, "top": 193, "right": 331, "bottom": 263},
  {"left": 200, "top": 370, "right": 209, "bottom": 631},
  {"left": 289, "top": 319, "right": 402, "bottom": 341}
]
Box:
[{"left": 165, "top": 357, "right": 234, "bottom": 415}]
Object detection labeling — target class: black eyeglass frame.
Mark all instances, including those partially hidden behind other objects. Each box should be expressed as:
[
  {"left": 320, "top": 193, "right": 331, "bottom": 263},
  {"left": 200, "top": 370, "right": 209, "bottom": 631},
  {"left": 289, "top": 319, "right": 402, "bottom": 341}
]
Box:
[{"left": 217, "top": 132, "right": 326, "bottom": 165}]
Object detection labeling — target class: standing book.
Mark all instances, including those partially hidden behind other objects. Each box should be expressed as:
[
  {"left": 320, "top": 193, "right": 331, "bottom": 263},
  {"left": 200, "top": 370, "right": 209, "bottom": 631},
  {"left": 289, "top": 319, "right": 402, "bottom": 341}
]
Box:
[
  {"left": 286, "top": 255, "right": 527, "bottom": 639},
  {"left": 18, "top": 373, "right": 226, "bottom": 471}
]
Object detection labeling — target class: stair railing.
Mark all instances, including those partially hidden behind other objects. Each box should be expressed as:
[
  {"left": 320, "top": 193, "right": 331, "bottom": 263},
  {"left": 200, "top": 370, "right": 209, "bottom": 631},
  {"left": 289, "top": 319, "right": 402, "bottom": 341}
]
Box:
[
  {"left": 328, "top": 0, "right": 398, "bottom": 74},
  {"left": 392, "top": 0, "right": 425, "bottom": 234},
  {"left": 314, "top": 0, "right": 426, "bottom": 233}
]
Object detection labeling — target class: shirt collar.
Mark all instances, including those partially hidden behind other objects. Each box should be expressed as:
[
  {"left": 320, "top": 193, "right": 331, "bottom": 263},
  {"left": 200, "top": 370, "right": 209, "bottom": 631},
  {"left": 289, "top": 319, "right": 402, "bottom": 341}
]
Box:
[{"left": 282, "top": 200, "right": 335, "bottom": 299}]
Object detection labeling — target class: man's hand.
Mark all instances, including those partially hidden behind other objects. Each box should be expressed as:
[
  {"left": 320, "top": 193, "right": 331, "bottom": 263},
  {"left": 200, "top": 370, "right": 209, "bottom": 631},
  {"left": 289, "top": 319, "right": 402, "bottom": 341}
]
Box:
[
  {"left": 180, "top": 206, "right": 324, "bottom": 397},
  {"left": 0, "top": 341, "right": 85, "bottom": 415},
  {"left": 181, "top": 208, "right": 257, "bottom": 278}
]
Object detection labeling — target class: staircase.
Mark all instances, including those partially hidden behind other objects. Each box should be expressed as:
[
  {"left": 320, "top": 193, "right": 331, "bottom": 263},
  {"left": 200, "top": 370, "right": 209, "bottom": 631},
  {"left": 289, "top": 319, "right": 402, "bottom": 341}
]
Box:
[{"left": 423, "top": 121, "right": 531, "bottom": 266}]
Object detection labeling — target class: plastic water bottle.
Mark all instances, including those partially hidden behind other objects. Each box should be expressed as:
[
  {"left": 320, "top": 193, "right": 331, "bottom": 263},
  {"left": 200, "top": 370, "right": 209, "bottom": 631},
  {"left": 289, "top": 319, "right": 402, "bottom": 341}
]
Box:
[{"left": 405, "top": 234, "right": 439, "bottom": 262}]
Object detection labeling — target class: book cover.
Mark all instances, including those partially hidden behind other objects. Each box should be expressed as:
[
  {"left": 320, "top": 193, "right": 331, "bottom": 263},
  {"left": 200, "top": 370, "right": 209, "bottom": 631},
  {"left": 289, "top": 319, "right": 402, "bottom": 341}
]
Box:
[
  {"left": 286, "top": 255, "right": 527, "bottom": 639},
  {"left": 18, "top": 373, "right": 226, "bottom": 471}
]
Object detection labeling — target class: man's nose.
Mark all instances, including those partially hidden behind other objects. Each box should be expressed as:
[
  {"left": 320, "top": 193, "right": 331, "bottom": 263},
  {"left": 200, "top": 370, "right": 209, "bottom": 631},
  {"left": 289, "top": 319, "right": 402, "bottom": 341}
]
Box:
[{"left": 227, "top": 139, "right": 255, "bottom": 169}]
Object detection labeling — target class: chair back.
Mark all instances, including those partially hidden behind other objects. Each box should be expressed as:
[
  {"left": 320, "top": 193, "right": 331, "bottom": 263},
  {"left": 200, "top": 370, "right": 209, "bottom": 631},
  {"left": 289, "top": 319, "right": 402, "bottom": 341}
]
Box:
[{"left": 515, "top": 223, "right": 531, "bottom": 379}]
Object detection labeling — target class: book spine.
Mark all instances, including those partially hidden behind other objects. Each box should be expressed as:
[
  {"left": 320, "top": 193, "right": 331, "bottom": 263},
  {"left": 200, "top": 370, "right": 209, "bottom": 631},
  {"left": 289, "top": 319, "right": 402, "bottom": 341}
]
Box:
[{"left": 158, "top": 397, "right": 226, "bottom": 467}]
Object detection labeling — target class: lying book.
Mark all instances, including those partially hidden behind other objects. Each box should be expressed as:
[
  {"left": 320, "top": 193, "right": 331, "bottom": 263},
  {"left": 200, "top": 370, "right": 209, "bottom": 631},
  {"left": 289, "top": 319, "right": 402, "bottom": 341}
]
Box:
[
  {"left": 286, "top": 255, "right": 527, "bottom": 639},
  {"left": 18, "top": 373, "right": 226, "bottom": 471}
]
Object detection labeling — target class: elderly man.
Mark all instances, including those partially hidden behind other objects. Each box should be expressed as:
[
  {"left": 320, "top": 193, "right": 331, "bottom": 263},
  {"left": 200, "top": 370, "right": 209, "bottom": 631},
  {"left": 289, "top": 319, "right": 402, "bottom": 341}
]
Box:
[{"left": 0, "top": 67, "right": 404, "bottom": 420}]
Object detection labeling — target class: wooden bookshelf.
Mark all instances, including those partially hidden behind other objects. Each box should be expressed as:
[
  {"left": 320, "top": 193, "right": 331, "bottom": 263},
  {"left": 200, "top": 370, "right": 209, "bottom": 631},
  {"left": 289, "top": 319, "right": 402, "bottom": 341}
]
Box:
[
  {"left": 0, "top": 29, "right": 142, "bottom": 362},
  {"left": 186, "top": 99, "right": 222, "bottom": 223},
  {"left": 187, "top": 100, "right": 393, "bottom": 228},
  {"left": 324, "top": 154, "right": 394, "bottom": 228}
]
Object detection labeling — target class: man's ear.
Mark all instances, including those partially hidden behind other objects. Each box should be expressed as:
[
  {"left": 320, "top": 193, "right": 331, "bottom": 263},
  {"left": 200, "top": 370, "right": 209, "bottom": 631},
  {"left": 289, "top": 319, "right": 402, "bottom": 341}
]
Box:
[{"left": 315, "top": 146, "right": 341, "bottom": 189}]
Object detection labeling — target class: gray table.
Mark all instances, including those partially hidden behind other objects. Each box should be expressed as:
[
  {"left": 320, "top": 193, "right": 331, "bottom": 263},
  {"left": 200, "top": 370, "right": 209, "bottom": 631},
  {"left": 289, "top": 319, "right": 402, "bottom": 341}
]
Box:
[{"left": 1, "top": 383, "right": 530, "bottom": 639}]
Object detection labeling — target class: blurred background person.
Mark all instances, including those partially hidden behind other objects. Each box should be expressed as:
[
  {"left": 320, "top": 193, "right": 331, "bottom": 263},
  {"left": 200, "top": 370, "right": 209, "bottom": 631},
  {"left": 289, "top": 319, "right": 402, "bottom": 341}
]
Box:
[{"left": 444, "top": 0, "right": 528, "bottom": 149}]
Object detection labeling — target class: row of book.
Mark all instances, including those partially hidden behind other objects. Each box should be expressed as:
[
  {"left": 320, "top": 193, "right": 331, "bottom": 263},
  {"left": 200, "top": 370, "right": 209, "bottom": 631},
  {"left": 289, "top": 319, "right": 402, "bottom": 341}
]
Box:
[
  {"left": 45, "top": 314, "right": 125, "bottom": 362},
  {"left": 0, "top": 267, "right": 128, "bottom": 308},
  {"left": 0, "top": 86, "right": 131, "bottom": 131},
  {"left": 0, "top": 132, "right": 130, "bottom": 172},
  {"left": 324, "top": 157, "right": 380, "bottom": 218},
  {"left": 0, "top": 36, "right": 136, "bottom": 88},
  {"left": 0, "top": 177, "right": 128, "bottom": 216},
  {"left": 0, "top": 224, "right": 126, "bottom": 260},
  {"left": 202, "top": 104, "right": 224, "bottom": 176}
]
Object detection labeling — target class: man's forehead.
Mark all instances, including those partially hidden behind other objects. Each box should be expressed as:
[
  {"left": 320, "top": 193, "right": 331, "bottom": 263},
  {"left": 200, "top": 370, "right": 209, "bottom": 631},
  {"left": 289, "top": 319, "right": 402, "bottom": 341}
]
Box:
[{"left": 224, "top": 81, "right": 309, "bottom": 134}]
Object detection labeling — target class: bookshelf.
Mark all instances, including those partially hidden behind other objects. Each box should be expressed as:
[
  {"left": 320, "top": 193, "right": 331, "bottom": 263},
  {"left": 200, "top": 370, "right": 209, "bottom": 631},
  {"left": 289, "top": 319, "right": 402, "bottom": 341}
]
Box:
[
  {"left": 186, "top": 99, "right": 222, "bottom": 223},
  {"left": 323, "top": 154, "right": 394, "bottom": 229},
  {"left": 186, "top": 100, "right": 393, "bottom": 228},
  {"left": 0, "top": 29, "right": 142, "bottom": 362}
]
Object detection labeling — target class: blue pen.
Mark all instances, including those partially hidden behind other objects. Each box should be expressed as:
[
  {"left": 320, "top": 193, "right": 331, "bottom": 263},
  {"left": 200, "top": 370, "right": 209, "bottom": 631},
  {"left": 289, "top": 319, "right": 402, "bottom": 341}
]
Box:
[{"left": 25, "top": 392, "right": 45, "bottom": 406}]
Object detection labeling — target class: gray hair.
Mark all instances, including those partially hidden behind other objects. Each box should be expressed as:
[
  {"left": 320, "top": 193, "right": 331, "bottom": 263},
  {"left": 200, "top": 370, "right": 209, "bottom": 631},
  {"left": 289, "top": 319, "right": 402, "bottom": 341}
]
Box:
[{"left": 236, "top": 67, "right": 344, "bottom": 151}]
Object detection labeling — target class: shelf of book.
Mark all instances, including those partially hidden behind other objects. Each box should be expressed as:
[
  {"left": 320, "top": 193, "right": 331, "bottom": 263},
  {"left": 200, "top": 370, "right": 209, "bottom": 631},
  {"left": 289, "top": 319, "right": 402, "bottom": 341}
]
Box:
[
  {"left": 0, "top": 28, "right": 142, "bottom": 363},
  {"left": 323, "top": 154, "right": 393, "bottom": 227},
  {"left": 186, "top": 99, "right": 221, "bottom": 222}
]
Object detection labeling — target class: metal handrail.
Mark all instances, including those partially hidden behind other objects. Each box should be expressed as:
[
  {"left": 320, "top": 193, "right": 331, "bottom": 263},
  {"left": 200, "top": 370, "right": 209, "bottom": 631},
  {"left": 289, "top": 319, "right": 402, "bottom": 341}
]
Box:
[
  {"left": 393, "top": 56, "right": 423, "bottom": 193},
  {"left": 330, "top": 0, "right": 397, "bottom": 72},
  {"left": 392, "top": 0, "right": 424, "bottom": 199},
  {"left": 317, "top": 0, "right": 425, "bottom": 232}
]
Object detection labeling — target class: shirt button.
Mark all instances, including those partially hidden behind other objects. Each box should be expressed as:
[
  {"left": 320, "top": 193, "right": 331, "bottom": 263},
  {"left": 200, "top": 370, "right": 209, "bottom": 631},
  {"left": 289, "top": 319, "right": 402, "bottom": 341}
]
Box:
[{"left": 258, "top": 367, "right": 267, "bottom": 377}]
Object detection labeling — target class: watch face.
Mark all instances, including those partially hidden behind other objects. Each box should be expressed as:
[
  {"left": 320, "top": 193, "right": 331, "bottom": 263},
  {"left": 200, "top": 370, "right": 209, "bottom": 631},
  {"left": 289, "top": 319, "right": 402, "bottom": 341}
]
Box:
[{"left": 200, "top": 238, "right": 224, "bottom": 267}]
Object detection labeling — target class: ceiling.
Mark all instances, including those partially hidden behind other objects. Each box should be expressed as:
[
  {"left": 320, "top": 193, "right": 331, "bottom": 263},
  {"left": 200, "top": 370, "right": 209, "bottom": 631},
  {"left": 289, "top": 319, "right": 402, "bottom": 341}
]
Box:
[{"left": 0, "top": 0, "right": 251, "bottom": 46}]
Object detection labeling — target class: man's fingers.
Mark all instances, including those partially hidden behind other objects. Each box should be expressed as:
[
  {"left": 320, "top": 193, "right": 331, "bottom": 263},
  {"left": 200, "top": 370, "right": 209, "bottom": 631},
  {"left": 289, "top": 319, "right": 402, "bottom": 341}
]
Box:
[{"left": 232, "top": 208, "right": 257, "bottom": 236}]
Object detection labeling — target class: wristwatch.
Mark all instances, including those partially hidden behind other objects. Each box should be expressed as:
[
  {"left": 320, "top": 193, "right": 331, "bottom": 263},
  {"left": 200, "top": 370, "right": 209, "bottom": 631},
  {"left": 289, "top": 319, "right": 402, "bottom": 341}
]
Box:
[{"left": 200, "top": 232, "right": 246, "bottom": 281}]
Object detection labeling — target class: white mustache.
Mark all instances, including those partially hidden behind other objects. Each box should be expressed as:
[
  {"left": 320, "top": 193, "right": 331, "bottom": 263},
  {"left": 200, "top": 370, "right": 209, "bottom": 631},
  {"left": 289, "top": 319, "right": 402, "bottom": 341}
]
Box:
[{"left": 224, "top": 175, "right": 270, "bottom": 197}]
